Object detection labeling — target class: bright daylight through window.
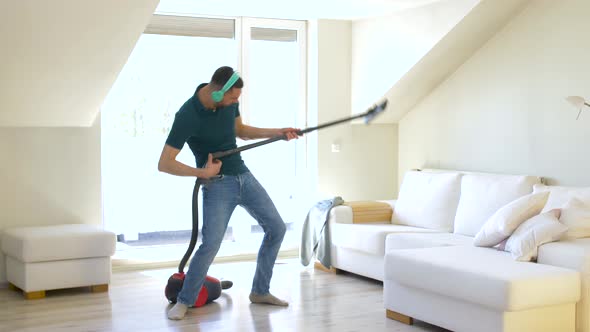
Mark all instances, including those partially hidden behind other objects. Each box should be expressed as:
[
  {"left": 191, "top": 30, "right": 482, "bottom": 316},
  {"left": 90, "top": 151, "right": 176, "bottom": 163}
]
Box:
[{"left": 101, "top": 15, "right": 310, "bottom": 265}]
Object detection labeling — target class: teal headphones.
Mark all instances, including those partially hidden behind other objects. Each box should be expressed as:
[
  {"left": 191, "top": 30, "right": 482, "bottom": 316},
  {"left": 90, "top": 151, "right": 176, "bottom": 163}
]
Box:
[{"left": 211, "top": 71, "right": 240, "bottom": 103}]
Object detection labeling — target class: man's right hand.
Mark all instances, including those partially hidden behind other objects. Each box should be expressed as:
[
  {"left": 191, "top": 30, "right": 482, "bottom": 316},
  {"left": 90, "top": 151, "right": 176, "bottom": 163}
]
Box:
[{"left": 202, "top": 153, "right": 222, "bottom": 179}]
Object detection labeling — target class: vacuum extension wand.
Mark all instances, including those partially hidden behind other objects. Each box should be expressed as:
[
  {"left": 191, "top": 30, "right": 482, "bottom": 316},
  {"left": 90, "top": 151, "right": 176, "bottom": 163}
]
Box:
[
  {"left": 177, "top": 99, "right": 388, "bottom": 274},
  {"left": 211, "top": 99, "right": 388, "bottom": 159}
]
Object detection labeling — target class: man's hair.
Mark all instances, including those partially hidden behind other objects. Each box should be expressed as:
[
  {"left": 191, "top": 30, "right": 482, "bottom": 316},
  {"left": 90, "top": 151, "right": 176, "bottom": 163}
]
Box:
[{"left": 210, "top": 66, "right": 244, "bottom": 89}]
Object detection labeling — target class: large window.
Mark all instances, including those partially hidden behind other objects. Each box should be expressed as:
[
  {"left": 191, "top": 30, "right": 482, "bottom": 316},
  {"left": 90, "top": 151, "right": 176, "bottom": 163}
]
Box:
[{"left": 101, "top": 15, "right": 308, "bottom": 264}]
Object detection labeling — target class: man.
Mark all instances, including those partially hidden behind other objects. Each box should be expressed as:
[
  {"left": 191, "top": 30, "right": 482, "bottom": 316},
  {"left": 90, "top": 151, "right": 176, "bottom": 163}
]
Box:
[{"left": 158, "top": 66, "right": 301, "bottom": 320}]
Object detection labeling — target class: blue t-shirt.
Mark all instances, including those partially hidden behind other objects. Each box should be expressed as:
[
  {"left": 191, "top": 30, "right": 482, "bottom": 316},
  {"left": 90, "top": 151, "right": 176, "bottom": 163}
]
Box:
[{"left": 165, "top": 84, "right": 249, "bottom": 175}]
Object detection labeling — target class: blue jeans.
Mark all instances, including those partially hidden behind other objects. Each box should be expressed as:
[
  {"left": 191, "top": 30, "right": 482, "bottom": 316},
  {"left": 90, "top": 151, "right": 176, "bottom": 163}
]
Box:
[{"left": 177, "top": 172, "right": 287, "bottom": 306}]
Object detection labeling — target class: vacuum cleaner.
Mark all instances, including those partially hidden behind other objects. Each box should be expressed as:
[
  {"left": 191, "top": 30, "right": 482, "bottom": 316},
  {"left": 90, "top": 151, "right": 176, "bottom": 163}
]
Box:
[
  {"left": 164, "top": 175, "right": 233, "bottom": 306},
  {"left": 164, "top": 99, "right": 388, "bottom": 306}
]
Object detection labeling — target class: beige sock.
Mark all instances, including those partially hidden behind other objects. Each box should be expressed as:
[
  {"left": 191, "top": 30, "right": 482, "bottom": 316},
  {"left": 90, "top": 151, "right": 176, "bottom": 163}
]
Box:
[
  {"left": 167, "top": 302, "right": 188, "bottom": 320},
  {"left": 249, "top": 292, "right": 289, "bottom": 306}
]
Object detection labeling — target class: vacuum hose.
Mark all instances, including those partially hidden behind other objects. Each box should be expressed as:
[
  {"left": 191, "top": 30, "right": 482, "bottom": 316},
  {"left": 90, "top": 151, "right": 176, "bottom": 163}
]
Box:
[{"left": 178, "top": 178, "right": 204, "bottom": 273}]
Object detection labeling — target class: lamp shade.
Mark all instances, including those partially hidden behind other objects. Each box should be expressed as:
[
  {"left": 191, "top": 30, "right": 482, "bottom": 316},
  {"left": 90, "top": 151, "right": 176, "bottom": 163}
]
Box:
[{"left": 565, "top": 96, "right": 587, "bottom": 108}]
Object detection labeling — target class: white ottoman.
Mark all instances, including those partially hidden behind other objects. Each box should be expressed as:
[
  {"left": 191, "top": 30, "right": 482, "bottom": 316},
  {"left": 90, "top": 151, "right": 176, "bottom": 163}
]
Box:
[
  {"left": 1, "top": 224, "right": 116, "bottom": 299},
  {"left": 384, "top": 246, "right": 581, "bottom": 332}
]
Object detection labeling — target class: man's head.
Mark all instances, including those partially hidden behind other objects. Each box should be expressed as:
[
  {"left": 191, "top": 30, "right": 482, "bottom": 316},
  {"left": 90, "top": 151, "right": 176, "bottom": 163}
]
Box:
[{"left": 210, "top": 66, "right": 244, "bottom": 107}]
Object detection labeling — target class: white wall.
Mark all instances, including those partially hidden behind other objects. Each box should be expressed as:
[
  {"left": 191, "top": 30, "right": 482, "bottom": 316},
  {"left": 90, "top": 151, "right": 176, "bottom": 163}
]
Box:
[
  {"left": 0, "top": 0, "right": 159, "bottom": 127},
  {"left": 337, "top": 0, "right": 479, "bottom": 199},
  {"left": 0, "top": 0, "right": 159, "bottom": 284},
  {"left": 0, "top": 117, "right": 102, "bottom": 283},
  {"left": 351, "top": 0, "right": 479, "bottom": 114},
  {"left": 317, "top": 20, "right": 397, "bottom": 201},
  {"left": 399, "top": 0, "right": 590, "bottom": 188}
]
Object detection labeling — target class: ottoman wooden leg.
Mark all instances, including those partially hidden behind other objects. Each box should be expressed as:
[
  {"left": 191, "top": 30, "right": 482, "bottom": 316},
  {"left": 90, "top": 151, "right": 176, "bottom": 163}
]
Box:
[
  {"left": 314, "top": 261, "right": 341, "bottom": 274},
  {"left": 25, "top": 290, "right": 46, "bottom": 300},
  {"left": 91, "top": 284, "right": 109, "bottom": 293},
  {"left": 386, "top": 309, "right": 414, "bottom": 325}
]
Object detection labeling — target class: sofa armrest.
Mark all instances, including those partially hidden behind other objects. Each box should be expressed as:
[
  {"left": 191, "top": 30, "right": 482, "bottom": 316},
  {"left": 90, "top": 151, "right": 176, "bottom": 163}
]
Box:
[
  {"left": 329, "top": 200, "right": 395, "bottom": 225},
  {"left": 537, "top": 238, "right": 590, "bottom": 274},
  {"left": 329, "top": 205, "right": 353, "bottom": 224}
]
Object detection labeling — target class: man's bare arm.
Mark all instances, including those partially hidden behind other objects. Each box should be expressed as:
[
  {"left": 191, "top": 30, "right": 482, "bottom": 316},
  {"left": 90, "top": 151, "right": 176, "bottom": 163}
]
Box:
[
  {"left": 235, "top": 116, "right": 301, "bottom": 141},
  {"left": 158, "top": 144, "right": 221, "bottom": 178}
]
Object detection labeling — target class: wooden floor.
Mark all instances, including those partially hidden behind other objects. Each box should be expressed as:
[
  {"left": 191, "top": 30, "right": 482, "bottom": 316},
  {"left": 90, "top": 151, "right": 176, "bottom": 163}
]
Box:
[{"left": 0, "top": 259, "right": 448, "bottom": 332}]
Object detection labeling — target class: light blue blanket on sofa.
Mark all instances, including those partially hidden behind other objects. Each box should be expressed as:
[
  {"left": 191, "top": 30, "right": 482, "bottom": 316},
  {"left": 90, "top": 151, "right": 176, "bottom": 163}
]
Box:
[{"left": 300, "top": 196, "right": 344, "bottom": 268}]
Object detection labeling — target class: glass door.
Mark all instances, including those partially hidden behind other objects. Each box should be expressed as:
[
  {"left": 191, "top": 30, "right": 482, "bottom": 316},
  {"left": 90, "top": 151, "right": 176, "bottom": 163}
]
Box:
[{"left": 229, "top": 18, "right": 308, "bottom": 252}]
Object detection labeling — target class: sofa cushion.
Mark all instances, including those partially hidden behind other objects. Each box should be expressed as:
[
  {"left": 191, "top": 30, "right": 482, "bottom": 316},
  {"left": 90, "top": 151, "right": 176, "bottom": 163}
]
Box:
[
  {"left": 331, "top": 223, "right": 439, "bottom": 256},
  {"left": 392, "top": 171, "right": 462, "bottom": 232},
  {"left": 534, "top": 184, "right": 590, "bottom": 212},
  {"left": 474, "top": 191, "right": 549, "bottom": 247},
  {"left": 385, "top": 246, "right": 580, "bottom": 311},
  {"left": 385, "top": 232, "right": 473, "bottom": 252},
  {"left": 1, "top": 224, "right": 116, "bottom": 263},
  {"left": 538, "top": 238, "right": 590, "bottom": 275},
  {"left": 559, "top": 198, "right": 590, "bottom": 240},
  {"left": 454, "top": 173, "right": 541, "bottom": 237}
]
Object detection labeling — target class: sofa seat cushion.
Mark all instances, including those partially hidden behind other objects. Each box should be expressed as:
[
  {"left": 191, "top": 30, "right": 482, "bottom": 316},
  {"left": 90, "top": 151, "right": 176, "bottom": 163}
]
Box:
[
  {"left": 385, "top": 232, "right": 473, "bottom": 252},
  {"left": 331, "top": 223, "right": 439, "bottom": 256},
  {"left": 1, "top": 224, "right": 116, "bottom": 263},
  {"left": 385, "top": 246, "right": 580, "bottom": 311},
  {"left": 538, "top": 238, "right": 590, "bottom": 274}
]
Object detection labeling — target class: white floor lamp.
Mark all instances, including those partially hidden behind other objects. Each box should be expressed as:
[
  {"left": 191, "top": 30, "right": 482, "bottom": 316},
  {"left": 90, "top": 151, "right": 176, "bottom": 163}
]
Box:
[{"left": 565, "top": 96, "right": 590, "bottom": 120}]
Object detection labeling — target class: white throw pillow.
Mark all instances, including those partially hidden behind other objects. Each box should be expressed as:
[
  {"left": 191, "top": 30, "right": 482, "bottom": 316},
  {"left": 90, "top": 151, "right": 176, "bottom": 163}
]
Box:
[
  {"left": 474, "top": 191, "right": 549, "bottom": 247},
  {"left": 392, "top": 170, "right": 462, "bottom": 232},
  {"left": 560, "top": 198, "right": 590, "bottom": 240},
  {"left": 533, "top": 184, "right": 590, "bottom": 213},
  {"left": 504, "top": 209, "right": 568, "bottom": 262}
]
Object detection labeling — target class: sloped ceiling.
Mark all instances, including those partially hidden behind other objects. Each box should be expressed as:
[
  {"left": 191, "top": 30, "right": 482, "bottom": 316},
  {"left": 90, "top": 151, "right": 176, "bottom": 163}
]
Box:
[
  {"left": 371, "top": 0, "right": 532, "bottom": 123},
  {"left": 0, "top": 0, "right": 533, "bottom": 127},
  {"left": 0, "top": 0, "right": 159, "bottom": 127}
]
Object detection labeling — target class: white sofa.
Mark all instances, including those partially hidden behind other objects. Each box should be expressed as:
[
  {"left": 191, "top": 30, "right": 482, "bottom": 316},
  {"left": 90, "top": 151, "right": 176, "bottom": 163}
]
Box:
[{"left": 327, "top": 169, "right": 590, "bottom": 332}]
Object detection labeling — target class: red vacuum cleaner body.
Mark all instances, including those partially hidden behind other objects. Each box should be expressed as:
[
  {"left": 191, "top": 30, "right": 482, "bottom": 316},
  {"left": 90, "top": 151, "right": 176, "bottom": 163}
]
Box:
[{"left": 165, "top": 272, "right": 232, "bottom": 307}]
